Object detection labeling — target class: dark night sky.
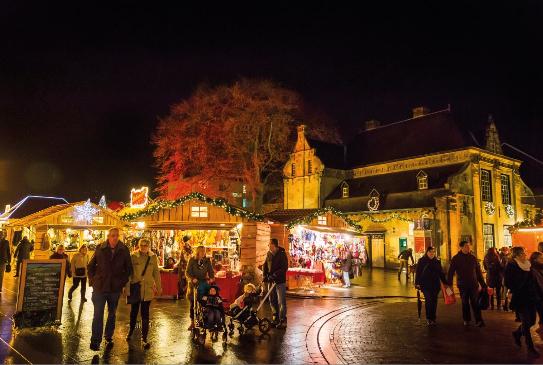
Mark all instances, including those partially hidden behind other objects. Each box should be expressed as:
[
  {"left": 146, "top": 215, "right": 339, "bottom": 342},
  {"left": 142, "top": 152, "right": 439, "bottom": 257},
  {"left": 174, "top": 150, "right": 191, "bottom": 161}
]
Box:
[{"left": 0, "top": 2, "right": 542, "bottom": 205}]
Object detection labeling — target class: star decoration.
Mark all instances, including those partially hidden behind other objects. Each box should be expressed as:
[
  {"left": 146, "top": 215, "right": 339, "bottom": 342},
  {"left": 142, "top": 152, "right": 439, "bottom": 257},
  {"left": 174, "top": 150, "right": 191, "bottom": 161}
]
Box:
[{"left": 73, "top": 199, "right": 99, "bottom": 224}]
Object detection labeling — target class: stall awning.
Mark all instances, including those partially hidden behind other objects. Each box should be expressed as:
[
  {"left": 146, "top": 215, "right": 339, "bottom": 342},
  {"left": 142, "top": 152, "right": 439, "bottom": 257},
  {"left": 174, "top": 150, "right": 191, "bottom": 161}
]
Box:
[
  {"left": 144, "top": 222, "right": 240, "bottom": 231},
  {"left": 300, "top": 225, "right": 364, "bottom": 236}
]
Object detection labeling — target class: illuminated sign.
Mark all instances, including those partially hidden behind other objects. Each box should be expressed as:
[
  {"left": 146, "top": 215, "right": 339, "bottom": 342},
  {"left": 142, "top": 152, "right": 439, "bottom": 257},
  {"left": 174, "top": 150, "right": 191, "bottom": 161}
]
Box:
[{"left": 130, "top": 187, "right": 149, "bottom": 208}]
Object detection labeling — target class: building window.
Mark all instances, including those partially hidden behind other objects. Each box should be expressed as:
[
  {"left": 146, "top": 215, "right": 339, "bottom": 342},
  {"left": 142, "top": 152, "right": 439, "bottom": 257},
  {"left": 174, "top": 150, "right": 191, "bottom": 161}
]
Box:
[
  {"left": 191, "top": 206, "right": 208, "bottom": 218},
  {"left": 501, "top": 174, "right": 511, "bottom": 205},
  {"left": 503, "top": 225, "right": 513, "bottom": 247},
  {"left": 481, "top": 169, "right": 493, "bottom": 202},
  {"left": 317, "top": 216, "right": 327, "bottom": 225},
  {"left": 417, "top": 171, "right": 428, "bottom": 190},
  {"left": 341, "top": 183, "right": 349, "bottom": 198},
  {"left": 307, "top": 160, "right": 312, "bottom": 174},
  {"left": 483, "top": 223, "right": 495, "bottom": 251},
  {"left": 291, "top": 163, "right": 296, "bottom": 177}
]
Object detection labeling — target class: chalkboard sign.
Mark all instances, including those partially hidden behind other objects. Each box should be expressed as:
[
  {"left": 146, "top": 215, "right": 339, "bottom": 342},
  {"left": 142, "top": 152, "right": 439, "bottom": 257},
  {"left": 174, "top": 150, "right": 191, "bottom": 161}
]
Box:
[{"left": 14, "top": 259, "right": 67, "bottom": 328}]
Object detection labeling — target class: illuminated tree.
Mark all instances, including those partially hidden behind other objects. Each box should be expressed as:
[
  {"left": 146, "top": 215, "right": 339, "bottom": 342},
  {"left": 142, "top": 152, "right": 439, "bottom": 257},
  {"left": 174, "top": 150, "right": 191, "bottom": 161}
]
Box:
[{"left": 153, "top": 79, "right": 338, "bottom": 209}]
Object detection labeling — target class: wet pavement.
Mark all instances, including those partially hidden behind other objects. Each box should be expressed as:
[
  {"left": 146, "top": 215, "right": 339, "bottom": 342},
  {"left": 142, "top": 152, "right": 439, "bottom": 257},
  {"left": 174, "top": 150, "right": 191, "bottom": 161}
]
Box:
[{"left": 0, "top": 271, "right": 542, "bottom": 364}]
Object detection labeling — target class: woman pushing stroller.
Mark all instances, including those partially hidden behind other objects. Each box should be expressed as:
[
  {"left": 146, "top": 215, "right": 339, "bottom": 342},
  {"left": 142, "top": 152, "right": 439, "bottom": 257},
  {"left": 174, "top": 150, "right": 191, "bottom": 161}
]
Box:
[{"left": 186, "top": 246, "right": 215, "bottom": 331}]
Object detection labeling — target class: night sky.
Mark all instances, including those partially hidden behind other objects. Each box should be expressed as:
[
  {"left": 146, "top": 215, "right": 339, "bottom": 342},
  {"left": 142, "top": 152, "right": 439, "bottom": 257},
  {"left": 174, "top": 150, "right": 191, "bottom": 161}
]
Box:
[{"left": 1, "top": 2, "right": 542, "bottom": 206}]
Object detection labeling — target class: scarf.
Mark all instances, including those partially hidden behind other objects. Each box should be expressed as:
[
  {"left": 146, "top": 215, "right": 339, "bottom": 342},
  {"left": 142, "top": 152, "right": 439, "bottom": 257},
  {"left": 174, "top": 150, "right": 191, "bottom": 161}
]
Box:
[{"left": 515, "top": 258, "right": 531, "bottom": 272}]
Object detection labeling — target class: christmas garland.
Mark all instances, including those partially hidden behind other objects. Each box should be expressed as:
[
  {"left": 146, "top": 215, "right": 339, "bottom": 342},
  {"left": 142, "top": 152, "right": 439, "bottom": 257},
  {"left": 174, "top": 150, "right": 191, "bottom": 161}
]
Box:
[
  {"left": 119, "top": 192, "right": 263, "bottom": 221},
  {"left": 286, "top": 206, "right": 363, "bottom": 232},
  {"left": 509, "top": 218, "right": 537, "bottom": 233},
  {"left": 356, "top": 212, "right": 417, "bottom": 224}
]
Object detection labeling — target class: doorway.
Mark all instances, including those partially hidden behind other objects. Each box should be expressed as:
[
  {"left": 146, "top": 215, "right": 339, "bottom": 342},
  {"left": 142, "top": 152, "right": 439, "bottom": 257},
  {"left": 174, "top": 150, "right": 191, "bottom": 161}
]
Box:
[{"left": 371, "top": 235, "right": 385, "bottom": 268}]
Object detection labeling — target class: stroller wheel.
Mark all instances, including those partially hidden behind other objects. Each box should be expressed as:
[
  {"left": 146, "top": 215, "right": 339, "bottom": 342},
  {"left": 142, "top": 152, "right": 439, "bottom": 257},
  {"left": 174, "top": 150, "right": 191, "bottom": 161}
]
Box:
[{"left": 259, "top": 318, "right": 272, "bottom": 334}]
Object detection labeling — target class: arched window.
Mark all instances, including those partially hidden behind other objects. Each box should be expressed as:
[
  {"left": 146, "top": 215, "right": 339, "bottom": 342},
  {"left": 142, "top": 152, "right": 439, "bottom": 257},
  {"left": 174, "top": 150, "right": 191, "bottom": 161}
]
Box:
[
  {"left": 341, "top": 182, "right": 349, "bottom": 198},
  {"left": 417, "top": 171, "right": 428, "bottom": 190}
]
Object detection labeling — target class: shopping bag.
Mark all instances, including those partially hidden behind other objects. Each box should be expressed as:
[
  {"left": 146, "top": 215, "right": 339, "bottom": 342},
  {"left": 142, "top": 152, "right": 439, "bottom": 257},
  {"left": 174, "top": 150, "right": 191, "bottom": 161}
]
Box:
[
  {"left": 440, "top": 282, "right": 456, "bottom": 305},
  {"left": 478, "top": 289, "right": 490, "bottom": 310}
]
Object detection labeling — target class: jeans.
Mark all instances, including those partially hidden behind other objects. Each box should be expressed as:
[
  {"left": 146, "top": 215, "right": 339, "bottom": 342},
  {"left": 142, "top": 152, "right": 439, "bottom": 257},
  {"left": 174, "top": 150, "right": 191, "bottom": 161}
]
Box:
[
  {"left": 514, "top": 304, "right": 537, "bottom": 348},
  {"left": 490, "top": 281, "right": 502, "bottom": 309},
  {"left": 269, "top": 282, "right": 287, "bottom": 322},
  {"left": 423, "top": 289, "right": 439, "bottom": 321},
  {"left": 91, "top": 291, "right": 121, "bottom": 345},
  {"left": 343, "top": 271, "right": 351, "bottom": 287},
  {"left": 68, "top": 277, "right": 87, "bottom": 300},
  {"left": 0, "top": 263, "right": 5, "bottom": 291},
  {"left": 130, "top": 300, "right": 151, "bottom": 340},
  {"left": 205, "top": 308, "right": 222, "bottom": 329},
  {"left": 459, "top": 287, "right": 483, "bottom": 323}
]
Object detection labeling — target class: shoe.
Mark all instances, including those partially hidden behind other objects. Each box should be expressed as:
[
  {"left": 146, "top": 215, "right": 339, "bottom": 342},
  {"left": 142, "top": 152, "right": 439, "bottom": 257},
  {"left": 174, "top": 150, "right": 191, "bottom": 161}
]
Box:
[
  {"left": 90, "top": 343, "right": 100, "bottom": 351},
  {"left": 463, "top": 321, "right": 470, "bottom": 326},
  {"left": 105, "top": 339, "right": 114, "bottom": 349},
  {"left": 142, "top": 340, "right": 151, "bottom": 350},
  {"left": 475, "top": 321, "right": 485, "bottom": 327},
  {"left": 513, "top": 331, "right": 522, "bottom": 347},
  {"left": 528, "top": 347, "right": 540, "bottom": 358},
  {"left": 427, "top": 320, "right": 436, "bottom": 326}
]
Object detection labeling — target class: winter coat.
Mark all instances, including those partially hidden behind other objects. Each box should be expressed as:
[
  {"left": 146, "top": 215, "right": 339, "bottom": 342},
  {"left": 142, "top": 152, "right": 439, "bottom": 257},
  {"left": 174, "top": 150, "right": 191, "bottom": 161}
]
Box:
[
  {"left": 447, "top": 251, "right": 485, "bottom": 289},
  {"left": 87, "top": 241, "right": 133, "bottom": 294},
  {"left": 415, "top": 255, "right": 446, "bottom": 292},
  {"left": 0, "top": 239, "right": 11, "bottom": 264},
  {"left": 14, "top": 238, "right": 33, "bottom": 261},
  {"left": 504, "top": 260, "right": 540, "bottom": 310},
  {"left": 50, "top": 252, "right": 72, "bottom": 278},
  {"left": 70, "top": 252, "right": 88, "bottom": 278},
  {"left": 185, "top": 256, "right": 214, "bottom": 298},
  {"left": 483, "top": 254, "right": 503, "bottom": 288},
  {"left": 262, "top": 247, "right": 289, "bottom": 284},
  {"left": 342, "top": 253, "right": 353, "bottom": 272},
  {"left": 126, "top": 251, "right": 162, "bottom": 302}
]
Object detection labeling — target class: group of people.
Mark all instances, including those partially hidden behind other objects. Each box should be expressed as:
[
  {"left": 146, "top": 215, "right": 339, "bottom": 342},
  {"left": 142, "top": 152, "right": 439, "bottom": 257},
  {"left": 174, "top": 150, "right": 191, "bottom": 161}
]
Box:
[{"left": 415, "top": 240, "right": 543, "bottom": 357}]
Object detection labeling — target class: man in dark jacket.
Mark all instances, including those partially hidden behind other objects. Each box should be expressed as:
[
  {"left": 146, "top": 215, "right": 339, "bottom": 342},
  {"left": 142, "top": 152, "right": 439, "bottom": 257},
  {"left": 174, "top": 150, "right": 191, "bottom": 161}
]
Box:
[
  {"left": 398, "top": 248, "right": 414, "bottom": 279},
  {"left": 49, "top": 244, "right": 72, "bottom": 280},
  {"left": 263, "top": 238, "right": 288, "bottom": 328},
  {"left": 13, "top": 236, "right": 33, "bottom": 277},
  {"left": 0, "top": 231, "right": 11, "bottom": 292},
  {"left": 88, "top": 228, "right": 132, "bottom": 351},
  {"left": 447, "top": 240, "right": 487, "bottom": 327}
]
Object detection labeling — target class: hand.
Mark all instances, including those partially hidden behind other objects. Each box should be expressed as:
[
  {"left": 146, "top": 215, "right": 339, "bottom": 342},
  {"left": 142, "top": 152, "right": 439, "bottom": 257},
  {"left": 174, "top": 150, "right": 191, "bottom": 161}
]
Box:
[
  {"left": 192, "top": 278, "right": 198, "bottom": 284},
  {"left": 122, "top": 287, "right": 128, "bottom": 297}
]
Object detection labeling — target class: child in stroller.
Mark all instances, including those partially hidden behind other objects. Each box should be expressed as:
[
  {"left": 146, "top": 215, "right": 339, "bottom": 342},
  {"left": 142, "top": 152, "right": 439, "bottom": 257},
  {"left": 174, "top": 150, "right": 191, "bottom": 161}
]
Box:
[
  {"left": 192, "top": 282, "right": 228, "bottom": 345},
  {"left": 227, "top": 283, "right": 272, "bottom": 335}
]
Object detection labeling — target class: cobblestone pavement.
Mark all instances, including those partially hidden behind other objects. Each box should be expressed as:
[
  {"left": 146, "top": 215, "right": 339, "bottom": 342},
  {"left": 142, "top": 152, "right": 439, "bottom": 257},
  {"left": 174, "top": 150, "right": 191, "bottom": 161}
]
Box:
[{"left": 0, "top": 273, "right": 542, "bottom": 364}]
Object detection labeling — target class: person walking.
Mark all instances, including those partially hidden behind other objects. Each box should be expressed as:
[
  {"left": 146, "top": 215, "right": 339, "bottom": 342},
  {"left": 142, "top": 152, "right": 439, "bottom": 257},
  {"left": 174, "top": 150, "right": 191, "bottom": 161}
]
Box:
[
  {"left": 398, "top": 248, "right": 414, "bottom": 279},
  {"left": 68, "top": 244, "right": 89, "bottom": 302},
  {"left": 50, "top": 244, "right": 72, "bottom": 281},
  {"left": 342, "top": 250, "right": 353, "bottom": 288},
  {"left": 263, "top": 238, "right": 289, "bottom": 328},
  {"left": 126, "top": 238, "right": 162, "bottom": 350},
  {"left": 13, "top": 236, "right": 33, "bottom": 277},
  {"left": 415, "top": 246, "right": 446, "bottom": 325},
  {"left": 505, "top": 247, "right": 540, "bottom": 357},
  {"left": 447, "top": 240, "right": 487, "bottom": 327},
  {"left": 0, "top": 231, "right": 11, "bottom": 293},
  {"left": 484, "top": 247, "right": 504, "bottom": 310},
  {"left": 185, "top": 246, "right": 214, "bottom": 331},
  {"left": 88, "top": 228, "right": 133, "bottom": 351},
  {"left": 499, "top": 247, "right": 512, "bottom": 311},
  {"left": 529, "top": 251, "right": 543, "bottom": 336}
]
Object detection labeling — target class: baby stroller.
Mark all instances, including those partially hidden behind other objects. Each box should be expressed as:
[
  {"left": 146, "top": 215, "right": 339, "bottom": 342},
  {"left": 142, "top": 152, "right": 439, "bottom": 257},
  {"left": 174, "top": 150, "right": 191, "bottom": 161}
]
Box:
[
  {"left": 191, "top": 282, "right": 228, "bottom": 346},
  {"left": 227, "top": 283, "right": 274, "bottom": 336}
]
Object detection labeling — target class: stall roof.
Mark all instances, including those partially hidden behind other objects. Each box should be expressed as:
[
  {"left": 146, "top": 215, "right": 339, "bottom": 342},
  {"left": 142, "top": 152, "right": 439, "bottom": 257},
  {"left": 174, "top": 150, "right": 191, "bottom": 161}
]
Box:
[
  {"left": 0, "top": 195, "right": 68, "bottom": 221},
  {"left": 264, "top": 209, "right": 318, "bottom": 224}
]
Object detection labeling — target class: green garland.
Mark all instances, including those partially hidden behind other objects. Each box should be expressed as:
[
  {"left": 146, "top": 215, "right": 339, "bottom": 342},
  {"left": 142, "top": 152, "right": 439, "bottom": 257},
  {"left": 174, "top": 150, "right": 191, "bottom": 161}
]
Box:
[
  {"left": 286, "top": 206, "right": 363, "bottom": 232},
  {"left": 509, "top": 218, "right": 537, "bottom": 233},
  {"left": 355, "top": 212, "right": 417, "bottom": 224},
  {"left": 119, "top": 192, "right": 263, "bottom": 221}
]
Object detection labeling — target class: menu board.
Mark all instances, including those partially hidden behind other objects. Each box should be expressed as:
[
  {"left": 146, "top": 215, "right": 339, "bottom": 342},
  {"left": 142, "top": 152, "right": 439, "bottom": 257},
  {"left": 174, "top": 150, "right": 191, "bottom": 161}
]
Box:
[{"left": 14, "top": 259, "right": 66, "bottom": 328}]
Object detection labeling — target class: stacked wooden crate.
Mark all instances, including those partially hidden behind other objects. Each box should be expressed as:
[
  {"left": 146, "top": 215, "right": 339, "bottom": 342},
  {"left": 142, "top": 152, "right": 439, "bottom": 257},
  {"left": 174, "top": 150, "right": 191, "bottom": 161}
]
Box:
[{"left": 240, "top": 222, "right": 270, "bottom": 268}]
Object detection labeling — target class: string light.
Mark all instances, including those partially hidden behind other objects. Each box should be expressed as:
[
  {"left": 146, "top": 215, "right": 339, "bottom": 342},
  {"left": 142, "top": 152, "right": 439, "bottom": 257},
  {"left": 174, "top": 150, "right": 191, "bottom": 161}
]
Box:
[{"left": 73, "top": 199, "right": 99, "bottom": 224}]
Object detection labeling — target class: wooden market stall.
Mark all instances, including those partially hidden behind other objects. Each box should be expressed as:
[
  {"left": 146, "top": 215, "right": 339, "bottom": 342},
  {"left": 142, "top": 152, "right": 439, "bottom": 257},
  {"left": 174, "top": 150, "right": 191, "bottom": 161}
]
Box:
[
  {"left": 119, "top": 192, "right": 270, "bottom": 302},
  {"left": 265, "top": 207, "right": 366, "bottom": 289},
  {"left": 510, "top": 224, "right": 543, "bottom": 255},
  {"left": 6, "top": 200, "right": 126, "bottom": 260}
]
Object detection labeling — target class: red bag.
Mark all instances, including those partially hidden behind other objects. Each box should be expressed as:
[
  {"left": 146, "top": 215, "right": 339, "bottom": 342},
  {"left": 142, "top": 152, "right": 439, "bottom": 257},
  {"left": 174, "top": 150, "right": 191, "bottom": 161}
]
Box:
[{"left": 441, "top": 282, "right": 456, "bottom": 305}]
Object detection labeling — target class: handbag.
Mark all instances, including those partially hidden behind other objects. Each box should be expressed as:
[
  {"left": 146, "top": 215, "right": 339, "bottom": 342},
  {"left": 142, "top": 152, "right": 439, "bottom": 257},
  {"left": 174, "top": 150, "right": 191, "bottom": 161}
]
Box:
[
  {"left": 127, "top": 256, "right": 151, "bottom": 305},
  {"left": 478, "top": 288, "right": 490, "bottom": 310},
  {"left": 440, "top": 282, "right": 456, "bottom": 305},
  {"left": 5, "top": 264, "right": 10, "bottom": 273}
]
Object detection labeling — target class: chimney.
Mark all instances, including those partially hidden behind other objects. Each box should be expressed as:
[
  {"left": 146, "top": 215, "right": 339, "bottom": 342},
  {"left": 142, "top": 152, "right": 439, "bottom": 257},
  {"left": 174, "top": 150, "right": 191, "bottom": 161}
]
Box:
[
  {"left": 364, "top": 119, "right": 381, "bottom": 130},
  {"left": 412, "top": 106, "right": 431, "bottom": 118}
]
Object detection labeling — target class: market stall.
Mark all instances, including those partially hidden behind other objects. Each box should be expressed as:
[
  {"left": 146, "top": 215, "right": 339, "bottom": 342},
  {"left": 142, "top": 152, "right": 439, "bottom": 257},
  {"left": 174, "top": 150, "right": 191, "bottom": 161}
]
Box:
[
  {"left": 266, "top": 207, "right": 366, "bottom": 288},
  {"left": 6, "top": 200, "right": 126, "bottom": 260},
  {"left": 120, "top": 192, "right": 268, "bottom": 298}
]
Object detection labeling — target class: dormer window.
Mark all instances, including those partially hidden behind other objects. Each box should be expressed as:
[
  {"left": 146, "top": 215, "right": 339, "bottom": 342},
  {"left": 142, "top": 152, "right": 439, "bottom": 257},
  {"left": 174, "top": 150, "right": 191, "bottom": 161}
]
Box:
[
  {"left": 341, "top": 182, "right": 349, "bottom": 198},
  {"left": 417, "top": 171, "right": 428, "bottom": 190},
  {"left": 291, "top": 163, "right": 296, "bottom": 177}
]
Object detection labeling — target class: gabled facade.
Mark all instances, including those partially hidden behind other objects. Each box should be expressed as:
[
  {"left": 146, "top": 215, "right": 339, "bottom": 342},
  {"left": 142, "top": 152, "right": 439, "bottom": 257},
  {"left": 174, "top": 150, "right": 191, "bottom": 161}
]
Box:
[{"left": 283, "top": 107, "right": 536, "bottom": 266}]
